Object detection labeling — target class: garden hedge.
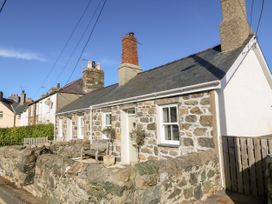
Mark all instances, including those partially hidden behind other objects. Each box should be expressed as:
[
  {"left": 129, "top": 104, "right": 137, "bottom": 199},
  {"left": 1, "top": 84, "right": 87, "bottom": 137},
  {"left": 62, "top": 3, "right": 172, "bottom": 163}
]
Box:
[{"left": 0, "top": 124, "right": 54, "bottom": 146}]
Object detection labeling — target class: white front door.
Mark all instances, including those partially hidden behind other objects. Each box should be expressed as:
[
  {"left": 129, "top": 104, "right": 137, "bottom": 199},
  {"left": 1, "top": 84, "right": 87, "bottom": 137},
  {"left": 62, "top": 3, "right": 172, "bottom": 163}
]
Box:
[
  {"left": 66, "top": 118, "right": 73, "bottom": 141},
  {"left": 121, "top": 109, "right": 138, "bottom": 164},
  {"left": 128, "top": 114, "right": 138, "bottom": 164}
]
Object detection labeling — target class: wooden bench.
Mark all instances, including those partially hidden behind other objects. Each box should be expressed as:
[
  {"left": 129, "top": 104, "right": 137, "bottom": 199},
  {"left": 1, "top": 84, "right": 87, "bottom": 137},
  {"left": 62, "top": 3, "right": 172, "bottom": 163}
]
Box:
[{"left": 81, "top": 140, "right": 108, "bottom": 161}]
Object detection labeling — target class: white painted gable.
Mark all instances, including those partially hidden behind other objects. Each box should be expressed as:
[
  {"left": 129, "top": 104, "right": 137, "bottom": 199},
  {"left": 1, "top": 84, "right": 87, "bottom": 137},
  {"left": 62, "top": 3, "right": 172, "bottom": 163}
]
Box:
[{"left": 219, "top": 40, "right": 272, "bottom": 137}]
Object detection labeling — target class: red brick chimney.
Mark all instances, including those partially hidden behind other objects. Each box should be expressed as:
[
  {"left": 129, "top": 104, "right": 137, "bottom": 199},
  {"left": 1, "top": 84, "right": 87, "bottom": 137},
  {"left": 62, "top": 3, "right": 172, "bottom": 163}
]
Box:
[
  {"left": 122, "top": 32, "right": 139, "bottom": 65},
  {"left": 119, "top": 32, "right": 141, "bottom": 86}
]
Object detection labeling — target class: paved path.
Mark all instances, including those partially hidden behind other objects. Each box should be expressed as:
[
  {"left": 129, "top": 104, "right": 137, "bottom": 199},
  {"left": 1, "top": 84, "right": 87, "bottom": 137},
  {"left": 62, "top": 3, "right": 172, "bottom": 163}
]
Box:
[{"left": 0, "top": 177, "right": 44, "bottom": 204}]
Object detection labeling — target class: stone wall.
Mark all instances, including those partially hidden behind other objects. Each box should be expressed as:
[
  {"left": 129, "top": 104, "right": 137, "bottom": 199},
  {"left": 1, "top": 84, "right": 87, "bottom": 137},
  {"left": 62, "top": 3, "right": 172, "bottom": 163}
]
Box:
[
  {"left": 91, "top": 91, "right": 214, "bottom": 162},
  {"left": 0, "top": 144, "right": 221, "bottom": 204},
  {"left": 56, "top": 111, "right": 91, "bottom": 141}
]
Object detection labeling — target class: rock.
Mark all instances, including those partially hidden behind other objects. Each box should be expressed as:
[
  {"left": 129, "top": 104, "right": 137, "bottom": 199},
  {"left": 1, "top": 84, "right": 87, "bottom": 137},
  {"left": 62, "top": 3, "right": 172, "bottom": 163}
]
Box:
[
  {"left": 183, "top": 187, "right": 193, "bottom": 199},
  {"left": 181, "top": 124, "right": 191, "bottom": 130},
  {"left": 169, "top": 151, "right": 178, "bottom": 156},
  {"left": 184, "top": 100, "right": 198, "bottom": 105},
  {"left": 147, "top": 123, "right": 156, "bottom": 130},
  {"left": 200, "top": 116, "right": 213, "bottom": 127},
  {"left": 198, "top": 138, "right": 215, "bottom": 148},
  {"left": 191, "top": 93, "right": 204, "bottom": 98},
  {"left": 135, "top": 174, "right": 159, "bottom": 188},
  {"left": 140, "top": 117, "right": 149, "bottom": 123},
  {"left": 207, "top": 169, "right": 215, "bottom": 178},
  {"left": 193, "top": 128, "right": 207, "bottom": 136},
  {"left": 189, "top": 173, "right": 198, "bottom": 185},
  {"left": 190, "top": 107, "right": 203, "bottom": 114},
  {"left": 180, "top": 108, "right": 189, "bottom": 115},
  {"left": 182, "top": 138, "right": 194, "bottom": 146},
  {"left": 194, "top": 185, "right": 203, "bottom": 200},
  {"left": 142, "top": 186, "right": 161, "bottom": 204},
  {"left": 141, "top": 148, "right": 153, "bottom": 154},
  {"left": 154, "top": 146, "right": 158, "bottom": 156},
  {"left": 200, "top": 98, "right": 210, "bottom": 105},
  {"left": 185, "top": 115, "right": 197, "bottom": 123},
  {"left": 168, "top": 187, "right": 181, "bottom": 199}
]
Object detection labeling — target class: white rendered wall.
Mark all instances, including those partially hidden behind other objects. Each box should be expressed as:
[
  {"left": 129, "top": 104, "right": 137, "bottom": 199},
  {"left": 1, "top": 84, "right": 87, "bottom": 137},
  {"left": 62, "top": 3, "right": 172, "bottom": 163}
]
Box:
[
  {"left": 20, "top": 109, "right": 29, "bottom": 126},
  {"left": 221, "top": 48, "right": 272, "bottom": 137},
  {"left": 37, "top": 94, "right": 57, "bottom": 125}
]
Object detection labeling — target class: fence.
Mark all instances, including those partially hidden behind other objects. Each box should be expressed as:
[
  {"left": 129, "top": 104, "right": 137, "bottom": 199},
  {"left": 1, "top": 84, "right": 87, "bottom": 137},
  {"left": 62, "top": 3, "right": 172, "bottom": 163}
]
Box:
[
  {"left": 222, "top": 136, "right": 272, "bottom": 198},
  {"left": 23, "top": 137, "right": 49, "bottom": 146}
]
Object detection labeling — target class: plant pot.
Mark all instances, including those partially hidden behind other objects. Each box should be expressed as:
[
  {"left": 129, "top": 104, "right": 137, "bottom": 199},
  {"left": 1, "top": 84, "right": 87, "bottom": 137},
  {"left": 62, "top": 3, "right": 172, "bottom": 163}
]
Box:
[{"left": 103, "top": 155, "right": 115, "bottom": 166}]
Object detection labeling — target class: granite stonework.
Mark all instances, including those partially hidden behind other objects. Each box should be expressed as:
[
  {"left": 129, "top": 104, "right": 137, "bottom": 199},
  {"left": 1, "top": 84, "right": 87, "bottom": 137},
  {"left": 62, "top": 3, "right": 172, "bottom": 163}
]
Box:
[
  {"left": 56, "top": 110, "right": 91, "bottom": 141},
  {"left": 0, "top": 144, "right": 221, "bottom": 204},
  {"left": 56, "top": 91, "right": 215, "bottom": 163}
]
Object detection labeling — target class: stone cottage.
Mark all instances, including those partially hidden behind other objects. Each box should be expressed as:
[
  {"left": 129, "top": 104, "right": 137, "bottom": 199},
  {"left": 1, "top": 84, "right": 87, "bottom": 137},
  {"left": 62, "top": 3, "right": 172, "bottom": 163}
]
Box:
[{"left": 56, "top": 0, "right": 272, "bottom": 186}]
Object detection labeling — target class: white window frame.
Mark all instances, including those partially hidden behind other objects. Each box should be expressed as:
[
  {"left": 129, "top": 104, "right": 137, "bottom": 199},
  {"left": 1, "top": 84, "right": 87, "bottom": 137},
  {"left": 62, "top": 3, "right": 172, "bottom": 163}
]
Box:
[
  {"left": 102, "top": 112, "right": 112, "bottom": 139},
  {"left": 77, "top": 116, "right": 84, "bottom": 139},
  {"left": 0, "top": 111, "right": 3, "bottom": 119},
  {"left": 103, "top": 112, "right": 112, "bottom": 128},
  {"left": 159, "top": 104, "right": 180, "bottom": 145},
  {"left": 58, "top": 119, "right": 63, "bottom": 138}
]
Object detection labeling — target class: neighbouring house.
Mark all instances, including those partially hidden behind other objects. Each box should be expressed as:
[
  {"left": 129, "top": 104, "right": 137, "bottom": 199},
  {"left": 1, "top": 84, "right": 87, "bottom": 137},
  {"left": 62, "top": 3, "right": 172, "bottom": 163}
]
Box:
[
  {"left": 20, "top": 61, "right": 104, "bottom": 130},
  {"left": 56, "top": 0, "right": 272, "bottom": 187},
  {"left": 0, "top": 90, "right": 32, "bottom": 128}
]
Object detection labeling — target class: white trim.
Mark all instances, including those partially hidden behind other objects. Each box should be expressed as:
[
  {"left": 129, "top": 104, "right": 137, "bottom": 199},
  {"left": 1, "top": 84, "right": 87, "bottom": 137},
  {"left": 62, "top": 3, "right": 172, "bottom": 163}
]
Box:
[
  {"left": 56, "top": 108, "right": 89, "bottom": 115},
  {"left": 214, "top": 90, "right": 225, "bottom": 188},
  {"left": 254, "top": 41, "right": 272, "bottom": 89},
  {"left": 93, "top": 81, "right": 221, "bottom": 109},
  {"left": 77, "top": 116, "right": 84, "bottom": 139},
  {"left": 58, "top": 119, "right": 63, "bottom": 138},
  {"left": 221, "top": 35, "right": 257, "bottom": 89}
]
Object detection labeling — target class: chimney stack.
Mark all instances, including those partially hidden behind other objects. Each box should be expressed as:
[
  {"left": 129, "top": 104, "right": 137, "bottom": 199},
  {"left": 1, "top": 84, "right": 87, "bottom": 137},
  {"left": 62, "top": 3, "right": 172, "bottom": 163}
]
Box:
[
  {"left": 220, "top": 0, "right": 251, "bottom": 52},
  {"left": 118, "top": 32, "right": 141, "bottom": 86},
  {"left": 0, "top": 91, "right": 3, "bottom": 101},
  {"left": 82, "top": 61, "right": 104, "bottom": 93},
  {"left": 20, "top": 90, "right": 26, "bottom": 105}
]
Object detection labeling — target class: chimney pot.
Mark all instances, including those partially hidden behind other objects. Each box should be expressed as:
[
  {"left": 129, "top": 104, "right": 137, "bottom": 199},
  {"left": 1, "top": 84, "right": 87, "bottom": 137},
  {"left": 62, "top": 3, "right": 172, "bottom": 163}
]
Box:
[{"left": 0, "top": 91, "right": 3, "bottom": 101}]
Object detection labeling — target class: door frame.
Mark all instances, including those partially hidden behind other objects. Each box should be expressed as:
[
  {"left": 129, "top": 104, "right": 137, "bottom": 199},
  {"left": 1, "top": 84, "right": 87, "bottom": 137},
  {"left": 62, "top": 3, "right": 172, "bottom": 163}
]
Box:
[{"left": 120, "top": 108, "right": 136, "bottom": 164}]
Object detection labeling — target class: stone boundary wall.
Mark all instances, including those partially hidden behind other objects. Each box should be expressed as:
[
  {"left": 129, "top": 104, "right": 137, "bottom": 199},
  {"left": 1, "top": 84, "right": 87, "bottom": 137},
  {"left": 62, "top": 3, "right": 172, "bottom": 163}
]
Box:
[{"left": 0, "top": 144, "right": 221, "bottom": 204}]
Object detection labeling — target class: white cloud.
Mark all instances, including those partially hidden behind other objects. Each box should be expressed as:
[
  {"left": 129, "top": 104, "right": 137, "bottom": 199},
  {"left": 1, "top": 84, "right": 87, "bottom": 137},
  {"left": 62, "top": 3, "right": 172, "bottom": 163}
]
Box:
[{"left": 0, "top": 48, "right": 46, "bottom": 62}]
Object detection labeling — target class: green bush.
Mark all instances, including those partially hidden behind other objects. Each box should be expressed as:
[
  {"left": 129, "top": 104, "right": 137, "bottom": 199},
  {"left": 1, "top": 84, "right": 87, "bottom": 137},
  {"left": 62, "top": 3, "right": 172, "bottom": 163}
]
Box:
[{"left": 0, "top": 124, "right": 54, "bottom": 146}]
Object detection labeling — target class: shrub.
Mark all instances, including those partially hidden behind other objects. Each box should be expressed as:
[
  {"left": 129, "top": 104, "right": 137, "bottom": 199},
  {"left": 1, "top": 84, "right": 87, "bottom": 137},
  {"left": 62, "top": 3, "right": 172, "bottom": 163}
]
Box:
[{"left": 0, "top": 124, "right": 54, "bottom": 146}]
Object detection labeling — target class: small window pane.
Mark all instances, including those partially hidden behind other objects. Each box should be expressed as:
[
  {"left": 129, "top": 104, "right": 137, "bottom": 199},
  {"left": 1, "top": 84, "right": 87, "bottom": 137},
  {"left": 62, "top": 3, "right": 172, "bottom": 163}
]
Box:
[
  {"left": 170, "top": 107, "right": 177, "bottom": 122},
  {"left": 105, "top": 113, "right": 112, "bottom": 126},
  {"left": 163, "top": 108, "right": 169, "bottom": 122},
  {"left": 0, "top": 111, "right": 3, "bottom": 118},
  {"left": 164, "top": 125, "right": 171, "bottom": 140},
  {"left": 172, "top": 125, "right": 179, "bottom": 141}
]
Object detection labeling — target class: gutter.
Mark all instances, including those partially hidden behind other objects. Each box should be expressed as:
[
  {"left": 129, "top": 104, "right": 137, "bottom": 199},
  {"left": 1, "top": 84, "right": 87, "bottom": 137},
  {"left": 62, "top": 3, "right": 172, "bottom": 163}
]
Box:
[
  {"left": 92, "top": 80, "right": 221, "bottom": 109},
  {"left": 56, "top": 80, "right": 220, "bottom": 115}
]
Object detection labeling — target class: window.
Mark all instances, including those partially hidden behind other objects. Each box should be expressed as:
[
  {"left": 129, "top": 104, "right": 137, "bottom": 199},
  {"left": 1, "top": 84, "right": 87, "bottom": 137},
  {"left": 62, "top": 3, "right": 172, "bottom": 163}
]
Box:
[
  {"left": 159, "top": 105, "right": 180, "bottom": 145},
  {"left": 102, "top": 112, "right": 112, "bottom": 139},
  {"left": 0, "top": 111, "right": 3, "bottom": 119},
  {"left": 103, "top": 112, "right": 112, "bottom": 128},
  {"left": 77, "top": 116, "right": 84, "bottom": 139},
  {"left": 58, "top": 119, "right": 63, "bottom": 138}
]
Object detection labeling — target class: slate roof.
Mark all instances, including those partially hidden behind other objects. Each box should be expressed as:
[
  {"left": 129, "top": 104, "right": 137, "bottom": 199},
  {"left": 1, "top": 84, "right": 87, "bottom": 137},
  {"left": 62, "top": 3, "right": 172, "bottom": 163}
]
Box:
[
  {"left": 58, "top": 37, "right": 252, "bottom": 114},
  {"left": 0, "top": 98, "right": 32, "bottom": 115},
  {"left": 0, "top": 98, "right": 17, "bottom": 113},
  {"left": 29, "top": 79, "right": 84, "bottom": 106}
]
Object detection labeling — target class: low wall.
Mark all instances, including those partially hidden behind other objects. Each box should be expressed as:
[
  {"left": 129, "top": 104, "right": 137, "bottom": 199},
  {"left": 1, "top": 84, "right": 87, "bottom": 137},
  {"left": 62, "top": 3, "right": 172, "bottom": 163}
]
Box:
[{"left": 0, "top": 143, "right": 221, "bottom": 204}]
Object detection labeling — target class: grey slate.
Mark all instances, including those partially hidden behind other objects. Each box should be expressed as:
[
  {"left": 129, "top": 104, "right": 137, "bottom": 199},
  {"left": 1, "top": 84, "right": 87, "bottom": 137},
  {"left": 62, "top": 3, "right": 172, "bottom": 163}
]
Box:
[{"left": 57, "top": 40, "right": 249, "bottom": 114}]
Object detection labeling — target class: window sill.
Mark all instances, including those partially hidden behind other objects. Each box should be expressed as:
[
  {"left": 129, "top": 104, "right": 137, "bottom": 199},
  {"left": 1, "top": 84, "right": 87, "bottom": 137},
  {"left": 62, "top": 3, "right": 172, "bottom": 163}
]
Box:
[{"left": 158, "top": 143, "right": 180, "bottom": 148}]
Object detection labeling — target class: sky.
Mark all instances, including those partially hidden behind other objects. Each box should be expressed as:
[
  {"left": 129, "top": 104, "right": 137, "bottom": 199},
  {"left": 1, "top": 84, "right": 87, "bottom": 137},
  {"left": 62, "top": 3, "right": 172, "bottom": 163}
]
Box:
[{"left": 0, "top": 0, "right": 271, "bottom": 100}]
